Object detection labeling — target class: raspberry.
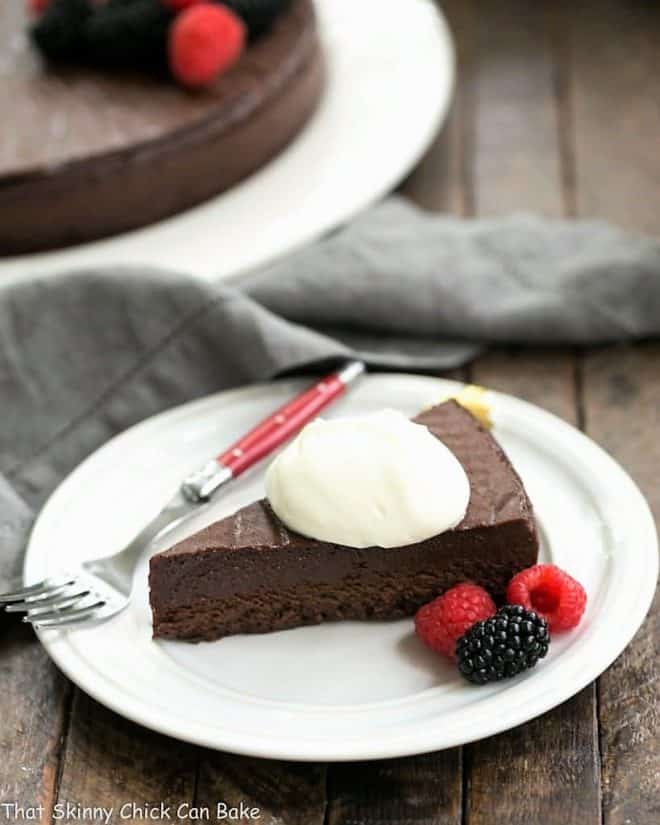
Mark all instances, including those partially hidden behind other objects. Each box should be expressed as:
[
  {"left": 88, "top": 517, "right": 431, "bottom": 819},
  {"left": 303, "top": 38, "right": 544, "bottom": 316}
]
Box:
[
  {"left": 168, "top": 3, "right": 246, "bottom": 88},
  {"left": 415, "top": 584, "right": 496, "bottom": 659},
  {"left": 507, "top": 564, "right": 587, "bottom": 633}
]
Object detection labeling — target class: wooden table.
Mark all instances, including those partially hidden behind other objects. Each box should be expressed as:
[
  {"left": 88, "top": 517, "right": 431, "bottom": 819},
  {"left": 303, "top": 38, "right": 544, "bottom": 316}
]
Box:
[{"left": 2, "top": 1, "right": 658, "bottom": 823}]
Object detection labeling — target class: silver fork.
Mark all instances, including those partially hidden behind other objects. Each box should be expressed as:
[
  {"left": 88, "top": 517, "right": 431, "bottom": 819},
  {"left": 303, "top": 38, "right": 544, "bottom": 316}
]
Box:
[
  {"left": 0, "top": 492, "right": 199, "bottom": 628},
  {"left": 0, "top": 361, "right": 365, "bottom": 630}
]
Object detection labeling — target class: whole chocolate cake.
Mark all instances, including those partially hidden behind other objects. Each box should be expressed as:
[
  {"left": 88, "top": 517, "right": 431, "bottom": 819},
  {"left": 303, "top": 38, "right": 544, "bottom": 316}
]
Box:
[
  {"left": 149, "top": 401, "right": 540, "bottom": 642},
  {"left": 0, "top": 0, "right": 323, "bottom": 255}
]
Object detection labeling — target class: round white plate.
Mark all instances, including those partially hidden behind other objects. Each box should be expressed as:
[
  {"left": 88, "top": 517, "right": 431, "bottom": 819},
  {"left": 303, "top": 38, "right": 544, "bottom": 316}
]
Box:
[
  {"left": 26, "top": 375, "right": 657, "bottom": 761},
  {"left": 0, "top": 0, "right": 454, "bottom": 286}
]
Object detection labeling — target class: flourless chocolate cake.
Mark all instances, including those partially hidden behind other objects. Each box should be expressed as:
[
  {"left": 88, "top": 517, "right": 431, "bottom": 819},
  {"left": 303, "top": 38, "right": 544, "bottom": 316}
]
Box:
[
  {"left": 149, "top": 401, "right": 539, "bottom": 641},
  {"left": 0, "top": 0, "right": 322, "bottom": 254}
]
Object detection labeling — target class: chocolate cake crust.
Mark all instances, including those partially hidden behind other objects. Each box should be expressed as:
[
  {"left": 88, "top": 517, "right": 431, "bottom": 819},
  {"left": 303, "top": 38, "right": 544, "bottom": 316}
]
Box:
[
  {"left": 0, "top": 0, "right": 323, "bottom": 255},
  {"left": 149, "top": 401, "right": 539, "bottom": 642}
]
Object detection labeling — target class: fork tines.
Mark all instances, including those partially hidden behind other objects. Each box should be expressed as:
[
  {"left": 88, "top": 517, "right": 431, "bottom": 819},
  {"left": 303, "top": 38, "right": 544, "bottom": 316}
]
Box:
[{"left": 0, "top": 575, "right": 108, "bottom": 628}]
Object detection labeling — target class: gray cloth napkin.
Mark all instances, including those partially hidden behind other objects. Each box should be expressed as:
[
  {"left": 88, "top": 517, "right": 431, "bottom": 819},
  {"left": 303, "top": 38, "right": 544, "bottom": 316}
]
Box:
[{"left": 2, "top": 196, "right": 660, "bottom": 588}]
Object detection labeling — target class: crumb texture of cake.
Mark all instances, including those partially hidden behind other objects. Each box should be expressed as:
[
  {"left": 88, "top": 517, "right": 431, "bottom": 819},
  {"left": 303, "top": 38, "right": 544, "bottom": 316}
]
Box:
[
  {"left": 149, "top": 401, "right": 539, "bottom": 642},
  {"left": 0, "top": 0, "right": 323, "bottom": 254}
]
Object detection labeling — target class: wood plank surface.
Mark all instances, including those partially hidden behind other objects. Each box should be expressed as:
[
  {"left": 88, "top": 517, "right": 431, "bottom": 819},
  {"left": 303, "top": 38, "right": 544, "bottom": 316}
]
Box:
[
  {"left": 56, "top": 692, "right": 197, "bottom": 824},
  {"left": 472, "top": 0, "right": 563, "bottom": 217},
  {"left": 196, "top": 754, "right": 327, "bottom": 825},
  {"left": 567, "top": 0, "right": 660, "bottom": 235},
  {"left": 0, "top": 619, "right": 70, "bottom": 822},
  {"left": 56, "top": 694, "right": 328, "bottom": 825},
  {"left": 581, "top": 344, "right": 660, "bottom": 825},
  {"left": 326, "top": 751, "right": 462, "bottom": 825},
  {"left": 400, "top": 0, "right": 475, "bottom": 215}
]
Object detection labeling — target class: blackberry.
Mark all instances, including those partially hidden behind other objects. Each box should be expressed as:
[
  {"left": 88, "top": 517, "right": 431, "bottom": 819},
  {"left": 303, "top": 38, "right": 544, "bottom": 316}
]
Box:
[
  {"left": 221, "top": 0, "right": 292, "bottom": 40},
  {"left": 456, "top": 605, "right": 549, "bottom": 685},
  {"left": 31, "top": 0, "right": 92, "bottom": 64},
  {"left": 84, "top": 0, "right": 174, "bottom": 72}
]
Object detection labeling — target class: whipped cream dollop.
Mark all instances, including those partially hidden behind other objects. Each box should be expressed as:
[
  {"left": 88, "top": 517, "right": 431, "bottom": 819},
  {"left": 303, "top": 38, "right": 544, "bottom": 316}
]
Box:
[{"left": 265, "top": 409, "right": 470, "bottom": 549}]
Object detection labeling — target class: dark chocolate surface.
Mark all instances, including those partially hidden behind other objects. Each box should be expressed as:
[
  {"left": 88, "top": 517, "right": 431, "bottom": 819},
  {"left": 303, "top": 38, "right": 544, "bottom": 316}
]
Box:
[
  {"left": 149, "top": 401, "right": 539, "bottom": 641},
  {"left": 0, "top": 0, "right": 323, "bottom": 254}
]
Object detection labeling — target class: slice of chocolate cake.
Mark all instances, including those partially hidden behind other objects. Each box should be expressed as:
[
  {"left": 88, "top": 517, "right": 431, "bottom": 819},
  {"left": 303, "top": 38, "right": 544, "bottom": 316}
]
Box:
[{"left": 149, "top": 401, "right": 539, "bottom": 641}]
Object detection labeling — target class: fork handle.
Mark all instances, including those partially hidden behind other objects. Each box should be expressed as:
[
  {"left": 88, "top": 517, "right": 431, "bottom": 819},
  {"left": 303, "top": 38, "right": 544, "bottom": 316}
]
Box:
[{"left": 181, "top": 360, "right": 365, "bottom": 502}]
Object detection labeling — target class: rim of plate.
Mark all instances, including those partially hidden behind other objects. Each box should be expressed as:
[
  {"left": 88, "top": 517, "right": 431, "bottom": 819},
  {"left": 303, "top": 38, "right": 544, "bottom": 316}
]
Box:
[{"left": 26, "top": 375, "right": 658, "bottom": 761}]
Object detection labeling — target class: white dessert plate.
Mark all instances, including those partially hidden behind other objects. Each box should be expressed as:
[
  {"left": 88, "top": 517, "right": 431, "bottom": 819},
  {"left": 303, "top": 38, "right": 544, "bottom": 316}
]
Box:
[
  {"left": 25, "top": 375, "right": 658, "bottom": 761},
  {"left": 0, "top": 0, "right": 454, "bottom": 285}
]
